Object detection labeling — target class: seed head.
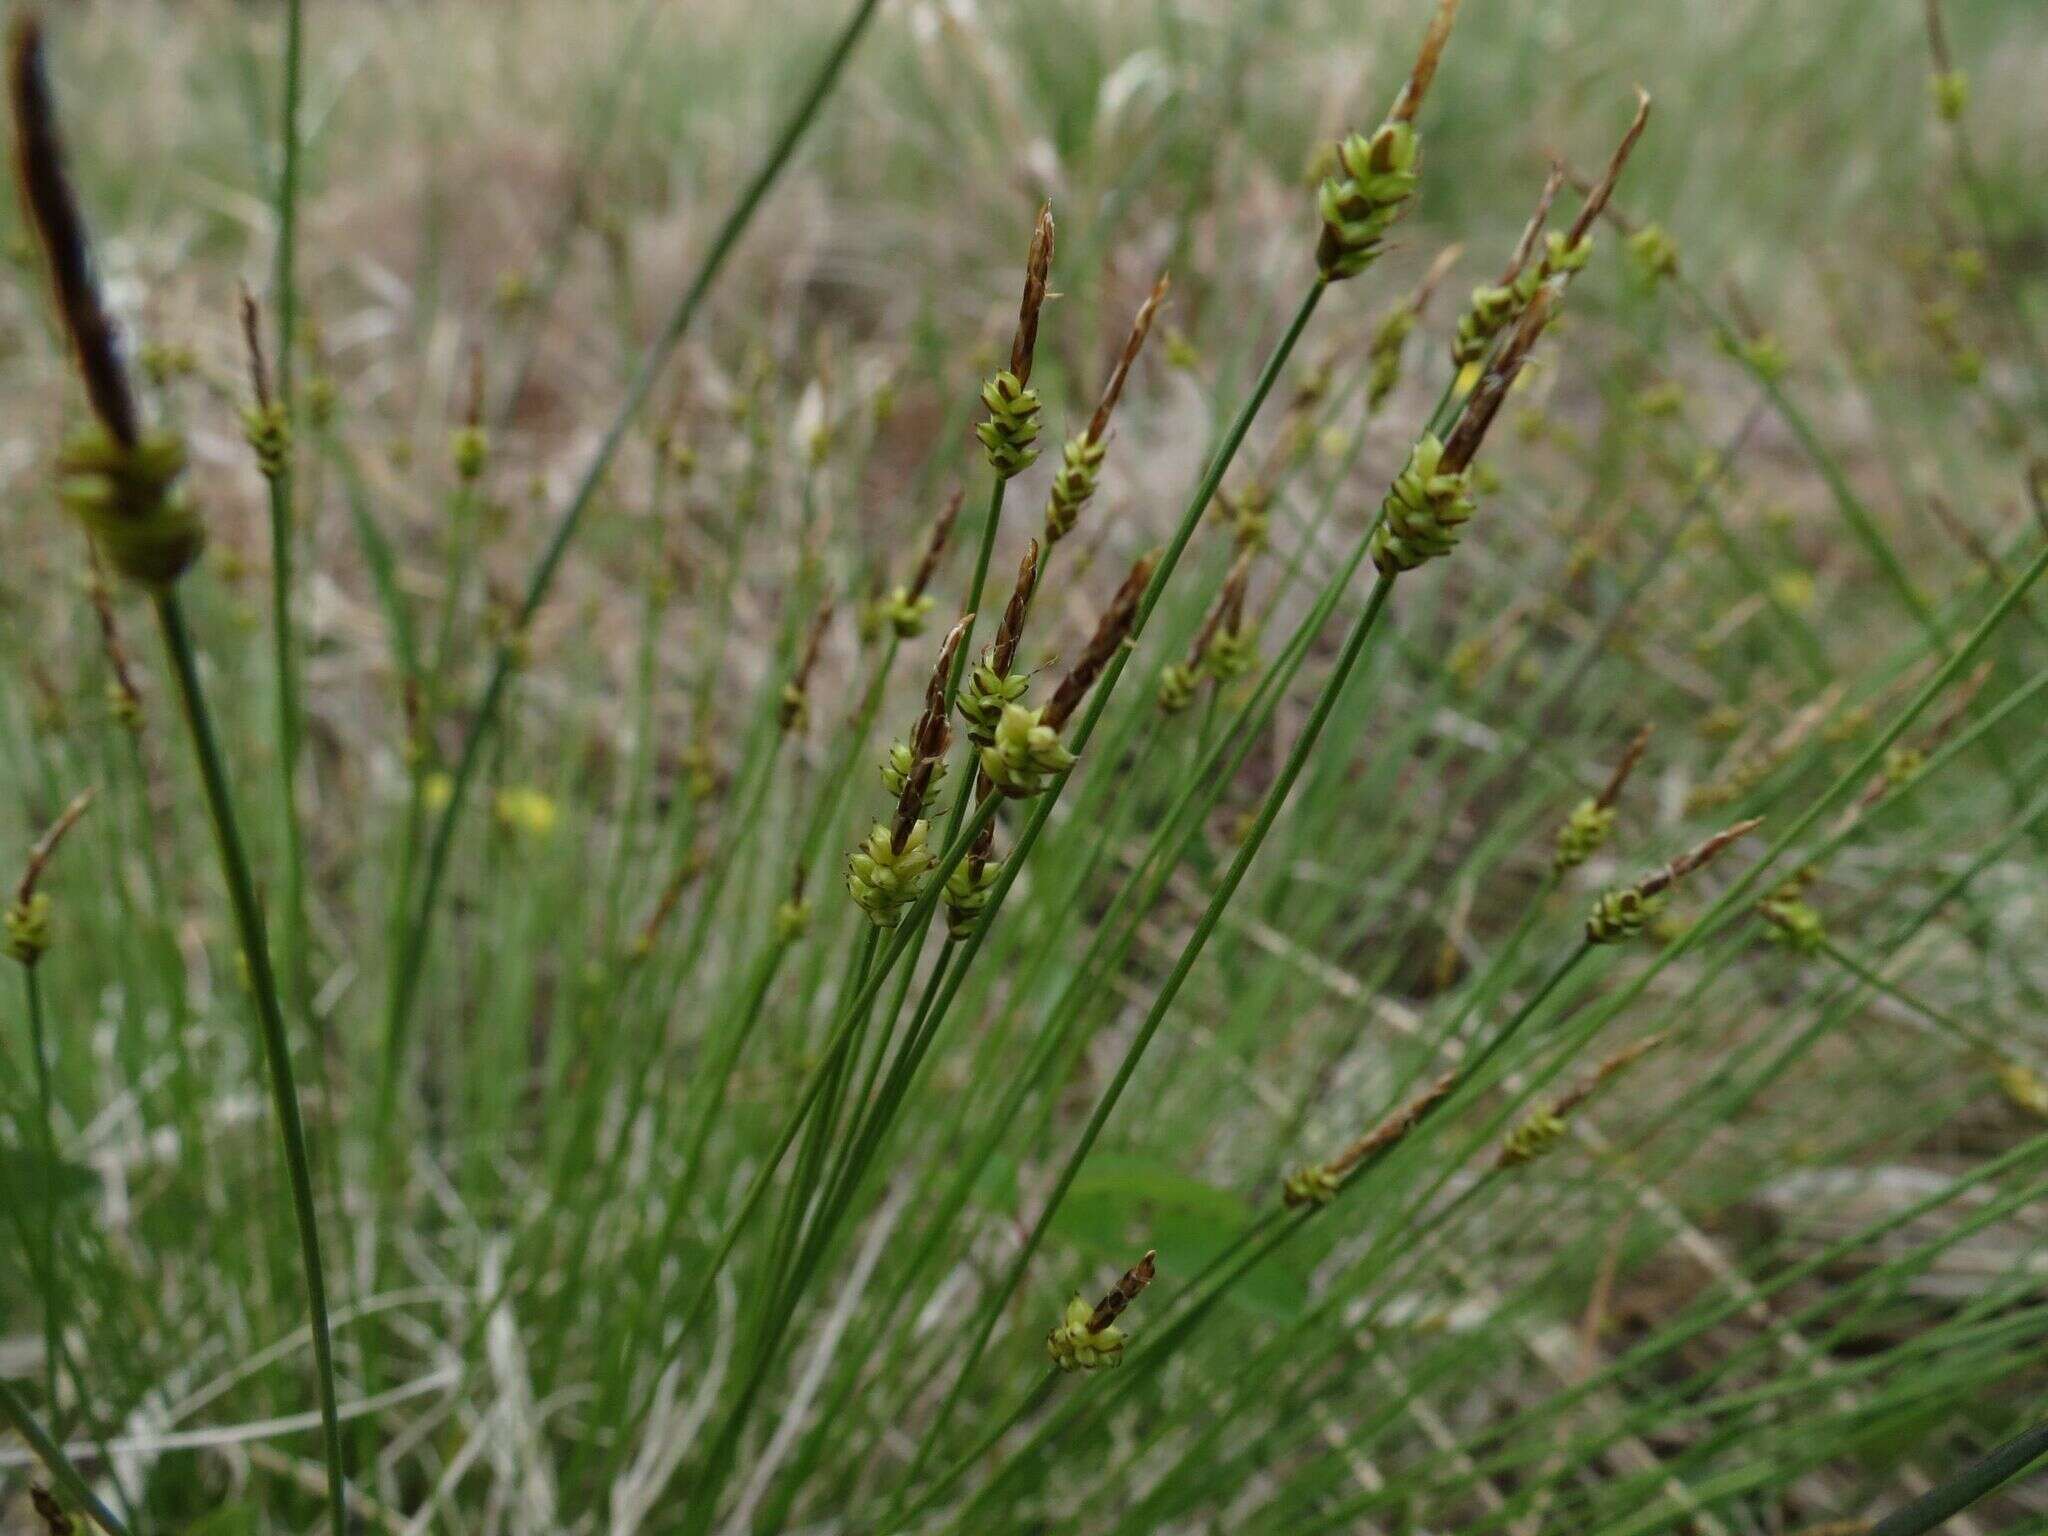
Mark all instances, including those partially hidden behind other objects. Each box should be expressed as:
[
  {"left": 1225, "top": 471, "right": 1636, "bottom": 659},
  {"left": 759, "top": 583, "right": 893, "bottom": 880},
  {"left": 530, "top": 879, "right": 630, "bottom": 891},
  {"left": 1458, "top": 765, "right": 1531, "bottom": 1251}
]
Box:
[
  {"left": 1045, "top": 550, "right": 1156, "bottom": 730},
  {"left": 1497, "top": 1034, "right": 1666, "bottom": 1169},
  {"left": 779, "top": 599, "right": 836, "bottom": 734},
  {"left": 12, "top": 19, "right": 203, "bottom": 584},
  {"left": 1044, "top": 274, "right": 1169, "bottom": 547},
  {"left": 1554, "top": 726, "right": 1650, "bottom": 874},
  {"left": 1048, "top": 1250, "right": 1156, "bottom": 1371},
  {"left": 1588, "top": 817, "right": 1761, "bottom": 944},
  {"left": 7, "top": 788, "right": 92, "bottom": 967},
  {"left": 977, "top": 205, "right": 1055, "bottom": 479},
  {"left": 238, "top": 287, "right": 291, "bottom": 480},
  {"left": 10, "top": 16, "right": 137, "bottom": 446}
]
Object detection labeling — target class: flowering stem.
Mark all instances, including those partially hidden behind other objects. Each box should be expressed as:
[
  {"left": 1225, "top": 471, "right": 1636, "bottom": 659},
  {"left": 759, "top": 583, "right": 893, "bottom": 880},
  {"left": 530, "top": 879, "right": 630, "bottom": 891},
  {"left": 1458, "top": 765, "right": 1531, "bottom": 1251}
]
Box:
[
  {"left": 152, "top": 590, "right": 348, "bottom": 1536},
  {"left": 895, "top": 569, "right": 1397, "bottom": 1503}
]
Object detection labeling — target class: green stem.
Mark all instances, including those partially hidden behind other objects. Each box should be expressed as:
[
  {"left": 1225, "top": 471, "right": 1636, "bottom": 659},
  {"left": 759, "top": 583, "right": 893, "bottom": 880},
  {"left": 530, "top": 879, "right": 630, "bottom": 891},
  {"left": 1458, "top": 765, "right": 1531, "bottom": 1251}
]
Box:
[
  {"left": 264, "top": 468, "right": 311, "bottom": 1021},
  {"left": 267, "top": 0, "right": 310, "bottom": 1014},
  {"left": 152, "top": 590, "right": 347, "bottom": 1536},
  {"left": 1866, "top": 1418, "right": 2048, "bottom": 1536},
  {"left": 0, "top": 1377, "right": 128, "bottom": 1536},
  {"left": 377, "top": 0, "right": 887, "bottom": 1116},
  {"left": 23, "top": 966, "right": 61, "bottom": 1417},
  {"left": 1817, "top": 935, "right": 2011, "bottom": 1061},
  {"left": 272, "top": 0, "right": 304, "bottom": 402}
]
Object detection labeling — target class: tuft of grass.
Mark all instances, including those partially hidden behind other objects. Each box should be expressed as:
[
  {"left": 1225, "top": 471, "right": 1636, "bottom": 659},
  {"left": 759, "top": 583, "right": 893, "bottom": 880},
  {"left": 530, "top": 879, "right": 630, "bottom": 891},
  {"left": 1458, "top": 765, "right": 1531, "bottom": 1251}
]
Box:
[{"left": 3, "top": 1, "right": 2047, "bottom": 1533}]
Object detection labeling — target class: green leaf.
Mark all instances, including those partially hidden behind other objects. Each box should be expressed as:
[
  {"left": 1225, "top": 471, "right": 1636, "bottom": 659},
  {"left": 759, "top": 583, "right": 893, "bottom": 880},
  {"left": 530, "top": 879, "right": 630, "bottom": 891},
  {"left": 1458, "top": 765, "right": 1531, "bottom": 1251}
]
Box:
[{"left": 1038, "top": 1154, "right": 1307, "bottom": 1321}]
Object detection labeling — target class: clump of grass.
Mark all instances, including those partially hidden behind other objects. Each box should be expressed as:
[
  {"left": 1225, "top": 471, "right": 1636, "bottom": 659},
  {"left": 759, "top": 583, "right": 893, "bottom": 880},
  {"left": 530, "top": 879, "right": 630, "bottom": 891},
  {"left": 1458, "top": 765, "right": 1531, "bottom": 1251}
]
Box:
[{"left": 6, "top": 0, "right": 2048, "bottom": 1532}]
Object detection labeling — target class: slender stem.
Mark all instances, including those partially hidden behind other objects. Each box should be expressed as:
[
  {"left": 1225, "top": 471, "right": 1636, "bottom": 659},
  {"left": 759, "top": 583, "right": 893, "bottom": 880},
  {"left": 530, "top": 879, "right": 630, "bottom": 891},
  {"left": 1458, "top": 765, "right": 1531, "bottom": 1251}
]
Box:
[
  {"left": 1818, "top": 936, "right": 2010, "bottom": 1061},
  {"left": 1867, "top": 1418, "right": 2048, "bottom": 1536},
  {"left": 23, "top": 966, "right": 61, "bottom": 1416},
  {"left": 152, "top": 591, "right": 348, "bottom": 1536},
  {"left": 377, "top": 0, "right": 887, "bottom": 1108},
  {"left": 0, "top": 1378, "right": 129, "bottom": 1536},
  {"left": 265, "top": 468, "right": 311, "bottom": 1020},
  {"left": 272, "top": 0, "right": 304, "bottom": 403},
  {"left": 266, "top": 0, "right": 311, "bottom": 1015}
]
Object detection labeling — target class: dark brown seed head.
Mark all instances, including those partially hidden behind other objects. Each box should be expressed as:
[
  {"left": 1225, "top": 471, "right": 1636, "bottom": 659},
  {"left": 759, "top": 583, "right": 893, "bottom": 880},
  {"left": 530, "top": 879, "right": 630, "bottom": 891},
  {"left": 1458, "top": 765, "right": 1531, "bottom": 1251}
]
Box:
[
  {"left": 1086, "top": 272, "right": 1171, "bottom": 443},
  {"left": 465, "top": 341, "right": 486, "bottom": 430},
  {"left": 893, "top": 614, "right": 973, "bottom": 844},
  {"left": 1328, "top": 1070, "right": 1458, "bottom": 1178},
  {"left": 1008, "top": 201, "right": 1055, "bottom": 385},
  {"left": 1561, "top": 89, "right": 1652, "bottom": 253},
  {"left": 15, "top": 788, "right": 92, "bottom": 907},
  {"left": 1045, "top": 551, "right": 1156, "bottom": 730},
  {"left": 1923, "top": 0, "right": 1955, "bottom": 76},
  {"left": 1595, "top": 725, "right": 1652, "bottom": 812},
  {"left": 1550, "top": 1032, "right": 1668, "bottom": 1119},
  {"left": 239, "top": 285, "right": 274, "bottom": 411},
  {"left": 907, "top": 487, "right": 965, "bottom": 603},
  {"left": 10, "top": 14, "right": 140, "bottom": 445},
  {"left": 1502, "top": 163, "right": 1566, "bottom": 287},
  {"left": 989, "top": 540, "right": 1041, "bottom": 677},
  {"left": 1086, "top": 1249, "right": 1157, "bottom": 1332},
  {"left": 785, "top": 598, "right": 836, "bottom": 726},
  {"left": 1388, "top": 0, "right": 1461, "bottom": 124},
  {"left": 1637, "top": 816, "right": 1762, "bottom": 899},
  {"left": 1185, "top": 550, "right": 1255, "bottom": 671}
]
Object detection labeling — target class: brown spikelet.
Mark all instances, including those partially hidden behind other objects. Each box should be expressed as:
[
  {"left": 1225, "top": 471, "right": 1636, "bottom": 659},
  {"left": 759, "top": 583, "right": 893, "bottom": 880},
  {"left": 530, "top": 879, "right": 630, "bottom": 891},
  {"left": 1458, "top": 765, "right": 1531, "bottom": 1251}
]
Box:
[
  {"left": 907, "top": 487, "right": 965, "bottom": 604},
  {"left": 9, "top": 15, "right": 139, "bottom": 445},
  {"left": 1504, "top": 163, "right": 1566, "bottom": 286},
  {"left": 1087, "top": 273, "right": 1171, "bottom": 441},
  {"left": 1441, "top": 287, "right": 1555, "bottom": 472},
  {"left": 965, "top": 776, "right": 999, "bottom": 868},
  {"left": 894, "top": 614, "right": 973, "bottom": 844},
  {"left": 1637, "top": 816, "right": 1762, "bottom": 899},
  {"left": 1595, "top": 725, "right": 1652, "bottom": 812},
  {"left": 989, "top": 540, "right": 1041, "bottom": 677},
  {"left": 239, "top": 285, "right": 275, "bottom": 412},
  {"left": 634, "top": 846, "right": 709, "bottom": 957},
  {"left": 1045, "top": 551, "right": 1156, "bottom": 729},
  {"left": 1922, "top": 0, "right": 1955, "bottom": 77},
  {"left": 1328, "top": 1070, "right": 1459, "bottom": 1179},
  {"left": 85, "top": 549, "right": 142, "bottom": 721},
  {"left": 1561, "top": 89, "right": 1652, "bottom": 254},
  {"left": 16, "top": 789, "right": 92, "bottom": 906},
  {"left": 464, "top": 340, "right": 486, "bottom": 431},
  {"left": 782, "top": 599, "right": 837, "bottom": 730},
  {"left": 1009, "top": 201, "right": 1056, "bottom": 385},
  {"left": 1086, "top": 1249, "right": 1157, "bottom": 1333},
  {"left": 1183, "top": 550, "right": 1256, "bottom": 672},
  {"left": 30, "top": 1486, "right": 75, "bottom": 1536},
  {"left": 1549, "top": 1032, "right": 1668, "bottom": 1119},
  {"left": 1388, "top": 0, "right": 1461, "bottom": 124}
]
